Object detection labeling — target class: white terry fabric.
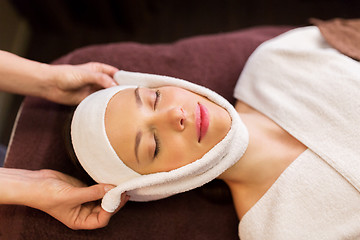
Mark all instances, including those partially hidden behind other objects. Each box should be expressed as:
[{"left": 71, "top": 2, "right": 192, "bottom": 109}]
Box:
[
  {"left": 240, "top": 149, "right": 360, "bottom": 239},
  {"left": 71, "top": 86, "right": 141, "bottom": 186},
  {"left": 234, "top": 27, "right": 360, "bottom": 238},
  {"left": 72, "top": 70, "right": 249, "bottom": 213}
]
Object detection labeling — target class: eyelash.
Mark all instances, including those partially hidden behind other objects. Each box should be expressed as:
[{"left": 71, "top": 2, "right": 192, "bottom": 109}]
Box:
[
  {"left": 154, "top": 90, "right": 161, "bottom": 110},
  {"left": 153, "top": 89, "right": 161, "bottom": 158},
  {"left": 154, "top": 134, "right": 161, "bottom": 158}
]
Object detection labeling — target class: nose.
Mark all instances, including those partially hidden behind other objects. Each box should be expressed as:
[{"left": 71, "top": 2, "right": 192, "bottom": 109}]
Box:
[{"left": 159, "top": 106, "right": 186, "bottom": 131}]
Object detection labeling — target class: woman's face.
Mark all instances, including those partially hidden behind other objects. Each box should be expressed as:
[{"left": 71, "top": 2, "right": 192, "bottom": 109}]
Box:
[{"left": 105, "top": 86, "right": 231, "bottom": 174}]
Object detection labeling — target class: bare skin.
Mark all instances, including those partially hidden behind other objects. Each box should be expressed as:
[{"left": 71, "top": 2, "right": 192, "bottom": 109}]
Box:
[
  {"left": 0, "top": 168, "right": 129, "bottom": 229},
  {"left": 219, "top": 100, "right": 307, "bottom": 220},
  {"left": 105, "top": 86, "right": 307, "bottom": 221},
  {"left": 0, "top": 50, "right": 124, "bottom": 229}
]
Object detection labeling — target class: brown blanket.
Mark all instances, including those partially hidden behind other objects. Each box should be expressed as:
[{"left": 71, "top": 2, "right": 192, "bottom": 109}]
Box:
[
  {"left": 2, "top": 17, "right": 359, "bottom": 239},
  {"left": 311, "top": 18, "right": 360, "bottom": 61},
  {"left": 0, "top": 26, "right": 292, "bottom": 240}
]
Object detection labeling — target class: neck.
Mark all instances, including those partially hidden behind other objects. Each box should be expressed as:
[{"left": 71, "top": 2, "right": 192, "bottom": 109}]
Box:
[
  {"left": 218, "top": 111, "right": 299, "bottom": 187},
  {"left": 217, "top": 103, "right": 307, "bottom": 219}
]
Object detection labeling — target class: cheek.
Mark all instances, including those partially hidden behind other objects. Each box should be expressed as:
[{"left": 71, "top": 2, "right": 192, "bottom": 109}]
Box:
[
  {"left": 165, "top": 141, "right": 187, "bottom": 165},
  {"left": 164, "top": 87, "right": 195, "bottom": 102},
  {"left": 163, "top": 139, "right": 205, "bottom": 171},
  {"left": 162, "top": 137, "right": 197, "bottom": 170}
]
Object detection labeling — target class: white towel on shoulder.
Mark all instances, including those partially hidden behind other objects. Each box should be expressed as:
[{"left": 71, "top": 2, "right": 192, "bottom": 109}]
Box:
[{"left": 234, "top": 26, "right": 360, "bottom": 239}]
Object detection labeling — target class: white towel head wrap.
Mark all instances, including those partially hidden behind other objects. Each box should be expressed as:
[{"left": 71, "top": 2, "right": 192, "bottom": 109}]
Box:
[{"left": 71, "top": 70, "right": 248, "bottom": 212}]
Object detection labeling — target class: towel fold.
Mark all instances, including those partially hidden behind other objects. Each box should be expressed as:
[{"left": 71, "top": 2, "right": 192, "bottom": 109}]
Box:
[
  {"left": 234, "top": 26, "right": 360, "bottom": 239},
  {"left": 72, "top": 70, "right": 249, "bottom": 212},
  {"left": 235, "top": 25, "right": 360, "bottom": 202}
]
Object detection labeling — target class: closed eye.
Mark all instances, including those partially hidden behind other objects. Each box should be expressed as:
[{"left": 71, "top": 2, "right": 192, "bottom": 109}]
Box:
[
  {"left": 154, "top": 90, "right": 161, "bottom": 110},
  {"left": 153, "top": 133, "right": 161, "bottom": 158}
]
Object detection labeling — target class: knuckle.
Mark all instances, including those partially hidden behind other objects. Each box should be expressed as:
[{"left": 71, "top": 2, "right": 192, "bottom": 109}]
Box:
[
  {"left": 88, "top": 62, "right": 102, "bottom": 70},
  {"left": 91, "top": 185, "right": 105, "bottom": 198},
  {"left": 94, "top": 74, "right": 108, "bottom": 86}
]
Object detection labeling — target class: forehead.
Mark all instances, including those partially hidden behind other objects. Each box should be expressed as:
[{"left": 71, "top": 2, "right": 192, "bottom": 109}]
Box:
[
  {"left": 105, "top": 87, "right": 136, "bottom": 126},
  {"left": 104, "top": 88, "right": 138, "bottom": 167}
]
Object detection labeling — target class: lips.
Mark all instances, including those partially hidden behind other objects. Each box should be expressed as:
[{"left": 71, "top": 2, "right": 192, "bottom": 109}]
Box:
[{"left": 196, "top": 103, "right": 209, "bottom": 142}]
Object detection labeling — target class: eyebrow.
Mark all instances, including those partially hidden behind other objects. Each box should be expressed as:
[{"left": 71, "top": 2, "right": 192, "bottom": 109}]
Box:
[
  {"left": 135, "top": 87, "right": 142, "bottom": 107},
  {"left": 134, "top": 88, "right": 142, "bottom": 164},
  {"left": 135, "top": 130, "right": 142, "bottom": 164}
]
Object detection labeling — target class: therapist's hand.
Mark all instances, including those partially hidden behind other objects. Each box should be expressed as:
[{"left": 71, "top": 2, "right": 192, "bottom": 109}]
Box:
[
  {"left": 0, "top": 50, "right": 118, "bottom": 104},
  {"left": 43, "top": 62, "right": 118, "bottom": 105},
  {"left": 29, "top": 169, "right": 129, "bottom": 230}
]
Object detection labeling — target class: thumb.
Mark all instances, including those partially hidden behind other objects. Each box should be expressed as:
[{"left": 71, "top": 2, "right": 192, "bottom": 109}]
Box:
[{"left": 75, "top": 184, "right": 115, "bottom": 203}]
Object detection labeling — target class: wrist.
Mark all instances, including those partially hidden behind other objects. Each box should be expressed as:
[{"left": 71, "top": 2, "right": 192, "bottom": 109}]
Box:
[
  {"left": 34, "top": 63, "right": 56, "bottom": 100},
  {"left": 0, "top": 51, "right": 53, "bottom": 97},
  {"left": 0, "top": 168, "right": 40, "bottom": 206}
]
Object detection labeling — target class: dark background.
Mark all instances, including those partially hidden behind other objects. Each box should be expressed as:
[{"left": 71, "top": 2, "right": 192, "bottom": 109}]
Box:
[
  {"left": 10, "top": 0, "right": 360, "bottom": 63},
  {"left": 1, "top": 0, "right": 360, "bottom": 146}
]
